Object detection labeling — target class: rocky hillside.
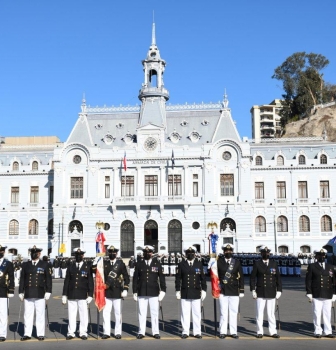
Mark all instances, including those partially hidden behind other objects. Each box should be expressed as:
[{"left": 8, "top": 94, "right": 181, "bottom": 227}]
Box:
[{"left": 282, "top": 104, "right": 336, "bottom": 141}]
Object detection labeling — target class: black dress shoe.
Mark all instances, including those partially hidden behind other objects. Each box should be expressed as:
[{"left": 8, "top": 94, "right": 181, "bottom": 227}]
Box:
[
  {"left": 101, "top": 334, "right": 111, "bottom": 339},
  {"left": 256, "top": 334, "right": 263, "bottom": 339},
  {"left": 219, "top": 334, "right": 226, "bottom": 339},
  {"left": 326, "top": 334, "right": 335, "bottom": 338},
  {"left": 37, "top": 336, "right": 45, "bottom": 341},
  {"left": 194, "top": 334, "right": 202, "bottom": 339},
  {"left": 315, "top": 334, "right": 322, "bottom": 338},
  {"left": 20, "top": 336, "right": 31, "bottom": 341},
  {"left": 153, "top": 334, "right": 160, "bottom": 339},
  {"left": 181, "top": 334, "right": 189, "bottom": 339},
  {"left": 66, "top": 335, "right": 75, "bottom": 340},
  {"left": 0, "top": 337, "right": 5, "bottom": 342},
  {"left": 115, "top": 334, "right": 122, "bottom": 339},
  {"left": 231, "top": 334, "right": 239, "bottom": 339},
  {"left": 137, "top": 334, "right": 145, "bottom": 339},
  {"left": 271, "top": 334, "right": 280, "bottom": 339},
  {"left": 81, "top": 335, "right": 88, "bottom": 340}
]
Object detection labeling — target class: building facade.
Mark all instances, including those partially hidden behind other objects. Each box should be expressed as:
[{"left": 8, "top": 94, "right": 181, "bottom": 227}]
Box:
[
  {"left": 251, "top": 99, "right": 282, "bottom": 141},
  {"left": 1, "top": 26, "right": 335, "bottom": 258}
]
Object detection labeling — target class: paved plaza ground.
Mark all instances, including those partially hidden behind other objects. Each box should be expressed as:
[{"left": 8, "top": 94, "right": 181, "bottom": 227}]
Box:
[{"left": 3, "top": 267, "right": 336, "bottom": 349}]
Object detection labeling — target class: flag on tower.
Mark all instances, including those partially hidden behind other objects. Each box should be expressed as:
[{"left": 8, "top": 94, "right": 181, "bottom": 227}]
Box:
[
  {"left": 123, "top": 151, "right": 127, "bottom": 171},
  {"left": 171, "top": 149, "right": 175, "bottom": 169}
]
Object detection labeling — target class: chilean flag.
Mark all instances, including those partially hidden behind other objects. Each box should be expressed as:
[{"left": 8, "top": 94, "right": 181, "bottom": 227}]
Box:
[
  {"left": 123, "top": 151, "right": 127, "bottom": 171},
  {"left": 209, "top": 258, "right": 221, "bottom": 298},
  {"left": 95, "top": 231, "right": 106, "bottom": 254},
  {"left": 94, "top": 257, "right": 106, "bottom": 312}
]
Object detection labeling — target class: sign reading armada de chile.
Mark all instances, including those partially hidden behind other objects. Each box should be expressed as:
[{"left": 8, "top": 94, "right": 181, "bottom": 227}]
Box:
[{"left": 131, "top": 159, "right": 167, "bottom": 165}]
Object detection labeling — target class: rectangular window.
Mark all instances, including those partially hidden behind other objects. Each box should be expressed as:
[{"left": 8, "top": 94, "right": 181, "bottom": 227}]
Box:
[
  {"left": 11, "top": 187, "right": 19, "bottom": 203},
  {"left": 168, "top": 175, "right": 182, "bottom": 196},
  {"left": 193, "top": 182, "right": 199, "bottom": 197},
  {"left": 193, "top": 174, "right": 198, "bottom": 179},
  {"left": 105, "top": 176, "right": 110, "bottom": 182},
  {"left": 70, "top": 177, "right": 83, "bottom": 199},
  {"left": 121, "top": 176, "right": 134, "bottom": 196},
  {"left": 49, "top": 186, "right": 54, "bottom": 203},
  {"left": 30, "top": 186, "right": 39, "bottom": 203},
  {"left": 298, "top": 181, "right": 308, "bottom": 198},
  {"left": 105, "top": 184, "right": 110, "bottom": 198},
  {"left": 320, "top": 181, "right": 330, "bottom": 198},
  {"left": 255, "top": 182, "right": 264, "bottom": 199},
  {"left": 145, "top": 175, "right": 158, "bottom": 196},
  {"left": 277, "top": 181, "right": 286, "bottom": 198},
  {"left": 220, "top": 174, "right": 234, "bottom": 196}
]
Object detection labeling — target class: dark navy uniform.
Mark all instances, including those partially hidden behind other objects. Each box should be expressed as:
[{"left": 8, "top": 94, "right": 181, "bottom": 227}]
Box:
[
  {"left": 250, "top": 246, "right": 282, "bottom": 337},
  {"left": 306, "top": 249, "right": 336, "bottom": 337},
  {"left": 0, "top": 247, "right": 15, "bottom": 340},
  {"left": 133, "top": 246, "right": 166, "bottom": 338},
  {"left": 19, "top": 246, "right": 52, "bottom": 340},
  {"left": 62, "top": 249, "right": 93, "bottom": 339},
  {"left": 175, "top": 248, "right": 207, "bottom": 338}
]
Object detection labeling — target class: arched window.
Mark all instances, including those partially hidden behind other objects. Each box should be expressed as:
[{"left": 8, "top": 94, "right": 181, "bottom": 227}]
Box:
[
  {"left": 255, "top": 156, "right": 263, "bottom": 166},
  {"left": 277, "top": 216, "right": 288, "bottom": 232},
  {"left": 278, "top": 245, "right": 288, "bottom": 254},
  {"left": 255, "top": 216, "right": 266, "bottom": 232},
  {"left": 277, "top": 155, "right": 284, "bottom": 166},
  {"left": 29, "top": 219, "right": 39, "bottom": 235},
  {"left": 32, "top": 161, "right": 38, "bottom": 171},
  {"left": 320, "top": 154, "right": 327, "bottom": 164},
  {"left": 298, "top": 155, "right": 306, "bottom": 165},
  {"left": 299, "top": 215, "right": 310, "bottom": 232},
  {"left": 300, "top": 245, "right": 311, "bottom": 253},
  {"left": 9, "top": 220, "right": 19, "bottom": 235},
  {"left": 12, "top": 161, "right": 19, "bottom": 171},
  {"left": 321, "top": 215, "right": 332, "bottom": 232}
]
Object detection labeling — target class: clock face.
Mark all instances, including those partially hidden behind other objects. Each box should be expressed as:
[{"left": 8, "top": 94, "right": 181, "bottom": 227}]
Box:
[
  {"left": 144, "top": 137, "right": 158, "bottom": 151},
  {"left": 73, "top": 155, "right": 82, "bottom": 164}
]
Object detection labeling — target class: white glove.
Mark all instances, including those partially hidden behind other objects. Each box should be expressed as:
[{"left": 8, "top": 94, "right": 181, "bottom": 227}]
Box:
[
  {"left": 62, "top": 296, "right": 67, "bottom": 305},
  {"left": 239, "top": 293, "right": 244, "bottom": 298},
  {"left": 45, "top": 292, "right": 51, "bottom": 300},
  {"left": 201, "top": 290, "right": 206, "bottom": 301},
  {"left": 19, "top": 293, "right": 24, "bottom": 301},
  {"left": 86, "top": 296, "right": 93, "bottom": 304},
  {"left": 121, "top": 290, "right": 127, "bottom": 298},
  {"left": 158, "top": 291, "right": 165, "bottom": 301},
  {"left": 8, "top": 294, "right": 14, "bottom": 298},
  {"left": 252, "top": 290, "right": 257, "bottom": 299},
  {"left": 276, "top": 291, "right": 281, "bottom": 299},
  {"left": 332, "top": 295, "right": 336, "bottom": 302},
  {"left": 306, "top": 294, "right": 313, "bottom": 302},
  {"left": 93, "top": 257, "right": 100, "bottom": 265},
  {"left": 176, "top": 291, "right": 181, "bottom": 300},
  {"left": 133, "top": 293, "right": 138, "bottom": 302}
]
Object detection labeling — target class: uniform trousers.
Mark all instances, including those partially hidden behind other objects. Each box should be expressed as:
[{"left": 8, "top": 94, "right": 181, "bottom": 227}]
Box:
[
  {"left": 0, "top": 298, "right": 8, "bottom": 338},
  {"left": 163, "top": 265, "right": 169, "bottom": 275},
  {"left": 138, "top": 296, "right": 159, "bottom": 335},
  {"left": 256, "top": 298, "right": 277, "bottom": 335},
  {"left": 219, "top": 294, "right": 239, "bottom": 335},
  {"left": 53, "top": 267, "right": 60, "bottom": 279},
  {"left": 24, "top": 298, "right": 46, "bottom": 337},
  {"left": 181, "top": 298, "right": 202, "bottom": 336},
  {"left": 67, "top": 300, "right": 88, "bottom": 337},
  {"left": 170, "top": 266, "right": 176, "bottom": 275},
  {"left": 129, "top": 268, "right": 134, "bottom": 278},
  {"left": 61, "top": 268, "right": 67, "bottom": 278},
  {"left": 312, "top": 298, "right": 332, "bottom": 335},
  {"left": 103, "top": 298, "right": 122, "bottom": 335}
]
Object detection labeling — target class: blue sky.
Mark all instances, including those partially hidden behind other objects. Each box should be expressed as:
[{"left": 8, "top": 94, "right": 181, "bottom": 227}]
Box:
[{"left": 0, "top": 1, "right": 335, "bottom": 141}]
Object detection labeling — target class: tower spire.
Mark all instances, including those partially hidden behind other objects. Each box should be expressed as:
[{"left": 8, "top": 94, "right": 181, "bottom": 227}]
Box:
[{"left": 152, "top": 11, "right": 156, "bottom": 45}]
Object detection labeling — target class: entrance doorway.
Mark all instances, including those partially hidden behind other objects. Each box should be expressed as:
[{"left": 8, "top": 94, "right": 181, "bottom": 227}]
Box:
[
  {"left": 168, "top": 219, "right": 182, "bottom": 254},
  {"left": 144, "top": 220, "right": 158, "bottom": 253},
  {"left": 120, "top": 220, "right": 135, "bottom": 258}
]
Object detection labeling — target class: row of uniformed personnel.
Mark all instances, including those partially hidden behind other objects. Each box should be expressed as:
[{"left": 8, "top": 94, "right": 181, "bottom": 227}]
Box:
[{"left": 0, "top": 243, "right": 335, "bottom": 342}]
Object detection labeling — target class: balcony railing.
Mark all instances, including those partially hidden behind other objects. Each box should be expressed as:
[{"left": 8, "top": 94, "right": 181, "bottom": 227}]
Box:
[
  {"left": 253, "top": 199, "right": 265, "bottom": 205},
  {"left": 318, "top": 197, "right": 331, "bottom": 203},
  {"left": 275, "top": 199, "right": 287, "bottom": 204},
  {"left": 297, "top": 198, "right": 309, "bottom": 204}
]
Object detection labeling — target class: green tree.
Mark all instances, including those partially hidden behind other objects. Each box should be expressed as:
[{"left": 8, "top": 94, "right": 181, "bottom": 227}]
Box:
[{"left": 272, "top": 52, "right": 330, "bottom": 125}]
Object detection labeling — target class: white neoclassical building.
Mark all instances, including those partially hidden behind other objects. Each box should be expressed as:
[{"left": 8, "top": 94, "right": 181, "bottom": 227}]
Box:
[{"left": 1, "top": 25, "right": 336, "bottom": 258}]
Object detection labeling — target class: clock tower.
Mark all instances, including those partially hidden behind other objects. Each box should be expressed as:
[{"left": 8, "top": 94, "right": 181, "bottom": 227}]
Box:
[{"left": 137, "top": 22, "right": 169, "bottom": 152}]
